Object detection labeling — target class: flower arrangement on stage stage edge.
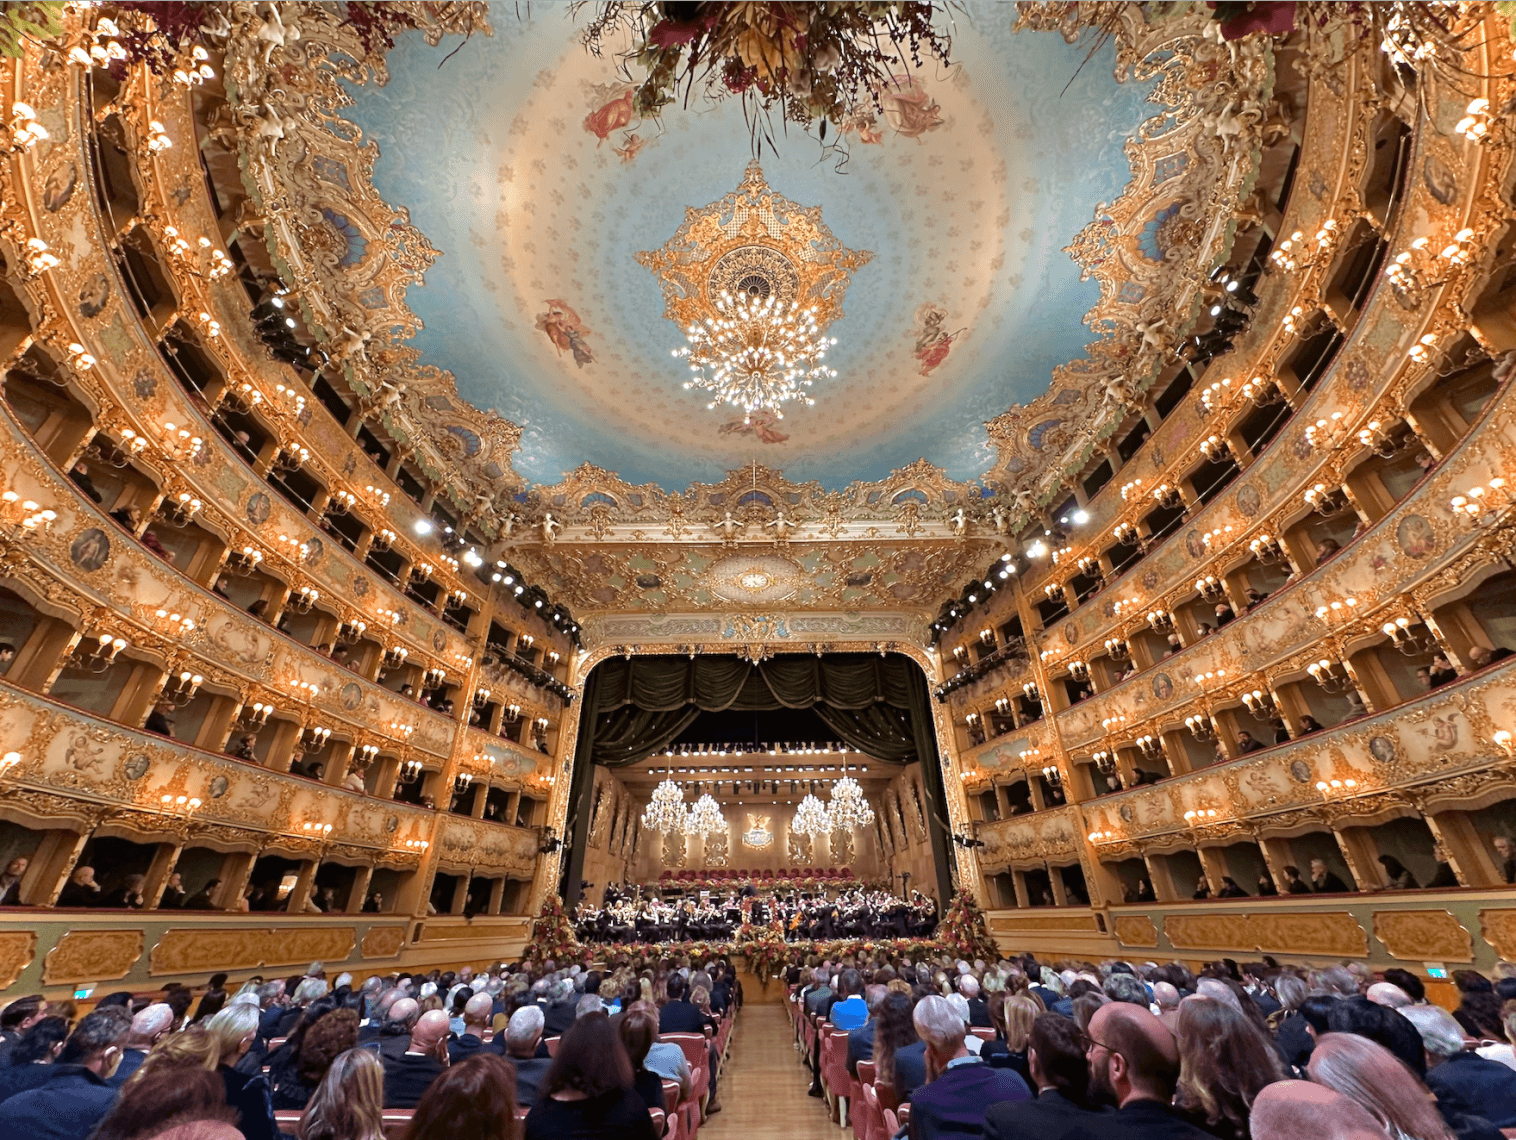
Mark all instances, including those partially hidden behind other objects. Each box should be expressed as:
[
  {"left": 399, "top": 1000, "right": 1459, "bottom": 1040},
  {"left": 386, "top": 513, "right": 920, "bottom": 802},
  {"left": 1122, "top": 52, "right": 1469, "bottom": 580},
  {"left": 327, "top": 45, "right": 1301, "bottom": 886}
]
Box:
[
  {"left": 938, "top": 890, "right": 998, "bottom": 963},
  {"left": 525, "top": 893, "right": 581, "bottom": 962}
]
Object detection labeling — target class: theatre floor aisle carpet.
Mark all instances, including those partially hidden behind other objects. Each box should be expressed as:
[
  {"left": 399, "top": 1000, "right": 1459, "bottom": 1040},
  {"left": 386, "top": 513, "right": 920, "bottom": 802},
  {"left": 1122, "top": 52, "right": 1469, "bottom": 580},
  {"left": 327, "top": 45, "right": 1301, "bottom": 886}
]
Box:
[{"left": 698, "top": 1002, "right": 837, "bottom": 1140}]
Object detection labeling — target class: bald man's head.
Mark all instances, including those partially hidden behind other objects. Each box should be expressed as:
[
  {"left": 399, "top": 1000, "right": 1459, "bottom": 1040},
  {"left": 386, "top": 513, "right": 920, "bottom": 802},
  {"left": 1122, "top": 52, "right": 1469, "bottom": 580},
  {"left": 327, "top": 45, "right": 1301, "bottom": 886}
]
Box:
[
  {"left": 409, "top": 1009, "right": 452, "bottom": 1061},
  {"left": 463, "top": 991, "right": 493, "bottom": 1029},
  {"left": 126, "top": 1003, "right": 175, "bottom": 1049},
  {"left": 1087, "top": 1001, "right": 1180, "bottom": 1108},
  {"left": 385, "top": 996, "right": 419, "bottom": 1034},
  {"left": 1151, "top": 982, "right": 1179, "bottom": 1011}
]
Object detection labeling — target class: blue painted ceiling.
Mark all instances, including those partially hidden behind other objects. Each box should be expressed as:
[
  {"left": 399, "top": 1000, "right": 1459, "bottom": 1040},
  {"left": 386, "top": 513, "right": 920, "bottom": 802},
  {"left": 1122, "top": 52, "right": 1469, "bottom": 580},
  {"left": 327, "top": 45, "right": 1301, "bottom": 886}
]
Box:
[{"left": 340, "top": 5, "right": 1156, "bottom": 492}]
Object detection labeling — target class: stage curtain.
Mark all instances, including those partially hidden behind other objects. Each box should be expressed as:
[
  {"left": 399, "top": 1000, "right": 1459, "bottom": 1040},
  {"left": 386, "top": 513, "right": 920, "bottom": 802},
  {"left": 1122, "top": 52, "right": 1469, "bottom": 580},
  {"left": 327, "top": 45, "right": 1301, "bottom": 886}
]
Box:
[{"left": 563, "top": 654, "right": 956, "bottom": 902}]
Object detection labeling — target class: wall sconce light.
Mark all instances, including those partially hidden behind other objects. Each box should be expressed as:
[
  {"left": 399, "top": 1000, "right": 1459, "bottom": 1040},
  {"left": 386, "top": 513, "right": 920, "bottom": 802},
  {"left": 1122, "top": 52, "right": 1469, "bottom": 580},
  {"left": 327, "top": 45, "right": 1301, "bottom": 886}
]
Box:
[
  {"left": 1135, "top": 734, "right": 1164, "bottom": 759},
  {"left": 163, "top": 670, "right": 204, "bottom": 707},
  {"left": 365, "top": 484, "right": 392, "bottom": 508},
  {"left": 337, "top": 620, "right": 367, "bottom": 646},
  {"left": 473, "top": 687, "right": 491, "bottom": 707},
  {"left": 226, "top": 546, "right": 264, "bottom": 575},
  {"left": 300, "top": 726, "right": 332, "bottom": 753},
  {"left": 1043, "top": 583, "right": 1065, "bottom": 604},
  {"left": 1240, "top": 688, "right": 1276, "bottom": 716},
  {"left": 1091, "top": 750, "right": 1117, "bottom": 775},
  {"left": 0, "top": 751, "right": 19, "bottom": 780},
  {"left": 272, "top": 445, "right": 309, "bottom": 474},
  {"left": 1315, "top": 777, "right": 1359, "bottom": 799},
  {"left": 1200, "top": 435, "right": 1228, "bottom": 462},
  {"left": 979, "top": 628, "right": 995, "bottom": 645},
  {"left": 1112, "top": 522, "right": 1142, "bottom": 548},
  {"left": 67, "top": 632, "right": 128, "bottom": 673},
  {"left": 422, "top": 667, "right": 447, "bottom": 689},
  {"left": 993, "top": 697, "right": 1011, "bottom": 715},
  {"left": 1307, "top": 658, "right": 1353, "bottom": 694},
  {"left": 1240, "top": 376, "right": 1285, "bottom": 407},
  {"left": 408, "top": 562, "right": 434, "bottom": 585},
  {"left": 1456, "top": 98, "right": 1492, "bottom": 140},
  {"left": 1022, "top": 682, "right": 1039, "bottom": 702},
  {"left": 1305, "top": 413, "right": 1346, "bottom": 453},
  {"left": 1077, "top": 556, "right": 1102, "bottom": 579},
  {"left": 0, "top": 492, "right": 56, "bottom": 536},
  {"left": 1152, "top": 483, "right": 1185, "bottom": 510},
  {"left": 290, "top": 679, "right": 319, "bottom": 702},
  {"left": 324, "top": 491, "right": 356, "bottom": 518},
  {"left": 1313, "top": 597, "right": 1359, "bottom": 627},
  {"left": 404, "top": 837, "right": 430, "bottom": 851},
  {"left": 1185, "top": 713, "right": 1216, "bottom": 741},
  {"left": 357, "top": 743, "right": 379, "bottom": 765},
  {"left": 1248, "top": 534, "right": 1284, "bottom": 564},
  {"left": 390, "top": 722, "right": 416, "bottom": 740},
  {"left": 1200, "top": 525, "right": 1234, "bottom": 551},
  {"left": 534, "top": 717, "right": 549, "bottom": 732},
  {"left": 1147, "top": 608, "right": 1174, "bottom": 632},
  {"left": 1100, "top": 714, "right": 1128, "bottom": 734},
  {"left": 455, "top": 772, "right": 474, "bottom": 793},
  {"left": 239, "top": 701, "right": 274, "bottom": 728},
  {"left": 1120, "top": 479, "right": 1144, "bottom": 501},
  {"left": 152, "top": 609, "right": 197, "bottom": 637},
  {"left": 1199, "top": 379, "right": 1231, "bottom": 414},
  {"left": 22, "top": 237, "right": 58, "bottom": 275},
  {"left": 400, "top": 758, "right": 424, "bottom": 782},
  {"left": 1069, "top": 660, "right": 1090, "bottom": 682},
  {"left": 504, "top": 704, "right": 521, "bottom": 722},
  {"left": 1304, "top": 482, "right": 1347, "bottom": 516},
  {"left": 287, "top": 586, "right": 320, "bottom": 615},
  {"left": 371, "top": 528, "right": 396, "bottom": 553},
  {"left": 1382, "top": 617, "right": 1437, "bottom": 656},
  {"left": 1088, "top": 829, "right": 1114, "bottom": 843},
  {"left": 1494, "top": 730, "right": 1513, "bottom": 757},
  {"left": 159, "top": 793, "right": 202, "bottom": 819},
  {"left": 380, "top": 645, "right": 408, "bottom": 674},
  {"left": 1450, "top": 480, "right": 1511, "bottom": 527},
  {"left": 275, "top": 534, "right": 310, "bottom": 565},
  {"left": 1183, "top": 808, "right": 1220, "bottom": 827},
  {"left": 1041, "top": 764, "right": 1062, "bottom": 788},
  {"left": 1195, "top": 575, "right": 1227, "bottom": 602},
  {"left": 161, "top": 423, "right": 203, "bottom": 462}
]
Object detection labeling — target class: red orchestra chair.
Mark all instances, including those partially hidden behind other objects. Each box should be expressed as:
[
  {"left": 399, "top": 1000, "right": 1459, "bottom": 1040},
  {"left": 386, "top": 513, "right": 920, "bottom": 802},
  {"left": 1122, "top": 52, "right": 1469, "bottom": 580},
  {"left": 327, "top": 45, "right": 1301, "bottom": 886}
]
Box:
[{"left": 380, "top": 1110, "right": 414, "bottom": 1140}]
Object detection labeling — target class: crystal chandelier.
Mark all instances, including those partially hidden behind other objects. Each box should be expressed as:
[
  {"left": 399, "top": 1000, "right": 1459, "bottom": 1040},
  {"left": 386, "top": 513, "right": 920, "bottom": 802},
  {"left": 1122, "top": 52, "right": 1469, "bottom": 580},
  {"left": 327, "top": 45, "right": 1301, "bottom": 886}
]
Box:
[
  {"left": 641, "top": 775, "right": 686, "bottom": 834},
  {"left": 683, "top": 793, "right": 727, "bottom": 837},
  {"left": 675, "top": 291, "right": 837, "bottom": 422},
  {"left": 792, "top": 793, "right": 832, "bottom": 837},
  {"left": 827, "top": 763, "right": 876, "bottom": 830}
]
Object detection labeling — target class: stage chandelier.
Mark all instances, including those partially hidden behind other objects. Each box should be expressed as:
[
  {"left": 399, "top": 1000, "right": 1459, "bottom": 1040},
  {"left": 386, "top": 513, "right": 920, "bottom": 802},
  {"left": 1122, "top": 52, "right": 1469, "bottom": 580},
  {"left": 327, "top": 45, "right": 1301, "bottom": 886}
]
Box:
[
  {"left": 792, "top": 793, "right": 832, "bottom": 837},
  {"left": 683, "top": 793, "right": 727, "bottom": 837},
  {"left": 641, "top": 757, "right": 687, "bottom": 834},
  {"left": 827, "top": 755, "right": 875, "bottom": 830},
  {"left": 675, "top": 290, "right": 836, "bottom": 422}
]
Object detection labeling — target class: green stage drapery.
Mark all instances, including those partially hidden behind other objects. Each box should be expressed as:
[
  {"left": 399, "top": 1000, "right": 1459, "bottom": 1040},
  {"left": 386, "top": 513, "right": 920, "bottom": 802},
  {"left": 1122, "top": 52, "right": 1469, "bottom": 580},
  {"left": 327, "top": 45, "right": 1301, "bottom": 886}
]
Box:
[{"left": 561, "top": 654, "right": 954, "bottom": 904}]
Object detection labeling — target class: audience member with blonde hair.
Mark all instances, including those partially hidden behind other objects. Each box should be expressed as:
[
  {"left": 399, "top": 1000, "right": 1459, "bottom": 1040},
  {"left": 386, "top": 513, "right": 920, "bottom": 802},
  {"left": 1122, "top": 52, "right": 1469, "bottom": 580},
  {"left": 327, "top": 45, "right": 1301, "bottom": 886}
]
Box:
[{"left": 300, "top": 1047, "right": 386, "bottom": 1140}]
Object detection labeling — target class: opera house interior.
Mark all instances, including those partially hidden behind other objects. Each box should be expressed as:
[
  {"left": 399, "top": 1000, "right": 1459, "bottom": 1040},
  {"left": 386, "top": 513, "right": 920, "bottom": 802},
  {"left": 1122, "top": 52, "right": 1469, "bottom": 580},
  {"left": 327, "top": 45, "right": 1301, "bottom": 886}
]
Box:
[{"left": 0, "top": 2, "right": 1514, "bottom": 1138}]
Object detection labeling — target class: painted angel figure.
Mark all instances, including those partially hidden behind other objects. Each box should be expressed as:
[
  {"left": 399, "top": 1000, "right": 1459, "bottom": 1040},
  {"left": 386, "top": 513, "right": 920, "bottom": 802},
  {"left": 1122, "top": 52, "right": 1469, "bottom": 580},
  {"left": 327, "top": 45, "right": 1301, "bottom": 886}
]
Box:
[{"left": 540, "top": 513, "right": 560, "bottom": 545}]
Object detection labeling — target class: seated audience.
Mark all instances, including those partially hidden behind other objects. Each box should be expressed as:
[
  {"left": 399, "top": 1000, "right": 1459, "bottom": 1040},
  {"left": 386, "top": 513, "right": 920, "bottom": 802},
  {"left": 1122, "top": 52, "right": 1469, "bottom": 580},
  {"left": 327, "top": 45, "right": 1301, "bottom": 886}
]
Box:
[
  {"left": 381, "top": 1009, "right": 450, "bottom": 1108},
  {"left": 984, "top": 1013, "right": 1098, "bottom": 1140},
  {"left": 1174, "top": 994, "right": 1286, "bottom": 1140},
  {"left": 1401, "top": 1005, "right": 1516, "bottom": 1129},
  {"left": 0, "top": 1008, "right": 131, "bottom": 1140},
  {"left": 202, "top": 1005, "right": 281, "bottom": 1140},
  {"left": 299, "top": 1048, "right": 386, "bottom": 1140},
  {"left": 448, "top": 993, "right": 494, "bottom": 1064},
  {"left": 1071, "top": 1001, "right": 1217, "bottom": 1140},
  {"left": 908, "top": 994, "right": 1029, "bottom": 1139},
  {"left": 1307, "top": 1033, "right": 1470, "bottom": 1140},
  {"left": 89, "top": 1067, "right": 241, "bottom": 1140},
  {"left": 522, "top": 1014, "right": 656, "bottom": 1140},
  {"left": 494, "top": 1005, "right": 552, "bottom": 1109},
  {"left": 404, "top": 1053, "right": 517, "bottom": 1140},
  {"left": 271, "top": 1007, "right": 358, "bottom": 1110},
  {"left": 617, "top": 1008, "right": 665, "bottom": 1113},
  {"left": 0, "top": 1016, "right": 69, "bottom": 1102},
  {"left": 1250, "top": 1081, "right": 1392, "bottom": 1140},
  {"left": 110, "top": 1004, "right": 174, "bottom": 1088}
]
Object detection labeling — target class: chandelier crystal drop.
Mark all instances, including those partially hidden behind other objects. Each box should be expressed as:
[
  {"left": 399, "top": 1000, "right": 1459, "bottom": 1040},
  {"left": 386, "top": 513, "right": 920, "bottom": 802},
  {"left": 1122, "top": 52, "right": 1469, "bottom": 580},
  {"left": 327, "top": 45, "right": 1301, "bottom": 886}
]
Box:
[
  {"left": 641, "top": 776, "right": 687, "bottom": 834},
  {"left": 674, "top": 290, "right": 837, "bottom": 421},
  {"left": 792, "top": 792, "right": 833, "bottom": 837},
  {"left": 683, "top": 793, "right": 727, "bottom": 837},
  {"left": 827, "top": 773, "right": 875, "bottom": 830}
]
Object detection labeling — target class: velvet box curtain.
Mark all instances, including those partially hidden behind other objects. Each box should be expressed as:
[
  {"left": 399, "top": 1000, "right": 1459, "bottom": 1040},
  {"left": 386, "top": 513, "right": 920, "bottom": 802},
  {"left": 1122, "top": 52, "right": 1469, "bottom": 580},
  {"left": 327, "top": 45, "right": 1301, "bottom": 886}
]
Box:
[{"left": 561, "top": 654, "right": 953, "bottom": 903}]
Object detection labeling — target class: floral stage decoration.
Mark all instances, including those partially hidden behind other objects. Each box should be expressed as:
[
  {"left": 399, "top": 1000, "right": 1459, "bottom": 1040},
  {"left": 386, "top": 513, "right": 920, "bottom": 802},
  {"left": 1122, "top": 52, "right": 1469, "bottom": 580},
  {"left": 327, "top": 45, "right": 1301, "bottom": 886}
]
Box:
[{"left": 524, "top": 893, "right": 582, "bottom": 962}]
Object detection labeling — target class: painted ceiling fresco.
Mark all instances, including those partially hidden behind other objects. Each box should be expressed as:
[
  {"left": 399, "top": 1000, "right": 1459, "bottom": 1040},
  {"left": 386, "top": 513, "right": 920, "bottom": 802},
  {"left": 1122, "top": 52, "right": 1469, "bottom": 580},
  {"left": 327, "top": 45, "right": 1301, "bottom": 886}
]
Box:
[{"left": 338, "top": 4, "right": 1158, "bottom": 492}]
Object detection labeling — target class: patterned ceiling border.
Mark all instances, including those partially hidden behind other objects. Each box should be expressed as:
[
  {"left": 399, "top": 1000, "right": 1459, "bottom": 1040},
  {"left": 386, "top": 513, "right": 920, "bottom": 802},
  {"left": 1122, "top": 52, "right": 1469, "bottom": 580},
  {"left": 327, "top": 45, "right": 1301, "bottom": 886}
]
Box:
[{"left": 217, "top": 2, "right": 1271, "bottom": 537}]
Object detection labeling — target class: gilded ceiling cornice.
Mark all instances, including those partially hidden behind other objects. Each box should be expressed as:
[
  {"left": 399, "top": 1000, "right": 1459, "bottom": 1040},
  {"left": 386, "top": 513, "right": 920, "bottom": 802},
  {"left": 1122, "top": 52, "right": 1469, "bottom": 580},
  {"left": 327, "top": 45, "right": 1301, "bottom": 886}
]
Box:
[{"left": 211, "top": 2, "right": 1273, "bottom": 538}]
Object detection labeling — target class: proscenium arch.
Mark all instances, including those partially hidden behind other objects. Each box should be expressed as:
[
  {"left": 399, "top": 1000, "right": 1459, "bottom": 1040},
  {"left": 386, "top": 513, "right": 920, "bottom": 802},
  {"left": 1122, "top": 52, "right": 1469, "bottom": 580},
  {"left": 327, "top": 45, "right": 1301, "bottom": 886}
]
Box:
[{"left": 558, "top": 650, "right": 958, "bottom": 906}]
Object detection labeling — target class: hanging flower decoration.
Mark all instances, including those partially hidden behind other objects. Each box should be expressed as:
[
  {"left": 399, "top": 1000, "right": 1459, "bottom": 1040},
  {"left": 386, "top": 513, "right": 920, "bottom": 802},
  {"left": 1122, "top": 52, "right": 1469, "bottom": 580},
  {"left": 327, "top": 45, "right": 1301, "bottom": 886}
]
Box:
[
  {"left": 524, "top": 893, "right": 582, "bottom": 962},
  {"left": 574, "top": 1, "right": 955, "bottom": 143}
]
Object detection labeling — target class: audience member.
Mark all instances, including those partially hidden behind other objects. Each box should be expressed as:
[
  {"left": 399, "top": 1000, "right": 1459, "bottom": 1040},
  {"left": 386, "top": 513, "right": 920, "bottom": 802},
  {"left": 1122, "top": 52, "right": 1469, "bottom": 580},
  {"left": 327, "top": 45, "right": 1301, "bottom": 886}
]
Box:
[
  {"left": 1401, "top": 1004, "right": 1516, "bottom": 1129},
  {"left": 0, "top": 1016, "right": 69, "bottom": 1101},
  {"left": 1250, "top": 1081, "right": 1391, "bottom": 1140},
  {"left": 1174, "top": 995, "right": 1286, "bottom": 1140},
  {"left": 521, "top": 1014, "right": 655, "bottom": 1140},
  {"left": 89, "top": 1067, "right": 240, "bottom": 1140},
  {"left": 299, "top": 1048, "right": 386, "bottom": 1140},
  {"left": 0, "top": 1007, "right": 131, "bottom": 1140},
  {"left": 908, "top": 994, "right": 1030, "bottom": 1140},
  {"left": 984, "top": 1013, "right": 1097, "bottom": 1140},
  {"left": 448, "top": 993, "right": 494, "bottom": 1064},
  {"left": 382, "top": 1009, "right": 449, "bottom": 1108},
  {"left": 657, "top": 975, "right": 707, "bottom": 1035},
  {"left": 271, "top": 1007, "right": 357, "bottom": 1110},
  {"left": 404, "top": 1053, "right": 517, "bottom": 1140},
  {"left": 110, "top": 1004, "right": 175, "bottom": 1088},
  {"left": 617, "top": 1008, "right": 665, "bottom": 1113},
  {"left": 203, "top": 1005, "right": 281, "bottom": 1140},
  {"left": 493, "top": 1005, "right": 550, "bottom": 1109},
  {"left": 1071, "top": 1002, "right": 1216, "bottom": 1140},
  {"left": 1307, "top": 1033, "right": 1464, "bottom": 1140}
]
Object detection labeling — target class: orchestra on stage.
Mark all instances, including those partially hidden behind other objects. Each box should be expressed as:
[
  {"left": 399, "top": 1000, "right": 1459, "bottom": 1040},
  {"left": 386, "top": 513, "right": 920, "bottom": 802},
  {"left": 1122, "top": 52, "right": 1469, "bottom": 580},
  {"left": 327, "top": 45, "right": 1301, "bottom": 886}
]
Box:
[{"left": 573, "top": 882, "right": 939, "bottom": 944}]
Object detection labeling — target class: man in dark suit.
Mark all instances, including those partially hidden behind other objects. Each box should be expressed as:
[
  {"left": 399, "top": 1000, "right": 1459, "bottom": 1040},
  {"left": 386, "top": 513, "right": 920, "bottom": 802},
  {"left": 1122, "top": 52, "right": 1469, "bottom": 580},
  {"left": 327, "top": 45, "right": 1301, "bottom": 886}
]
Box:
[
  {"left": 381, "top": 1009, "right": 449, "bottom": 1107},
  {"left": 0, "top": 1008, "right": 130, "bottom": 1140},
  {"left": 1061, "top": 1003, "right": 1216, "bottom": 1140},
  {"left": 540, "top": 978, "right": 578, "bottom": 1038},
  {"left": 907, "top": 995, "right": 1031, "bottom": 1140},
  {"left": 108, "top": 1003, "right": 175, "bottom": 1088},
  {"left": 1407, "top": 1004, "right": 1516, "bottom": 1129},
  {"left": 375, "top": 998, "right": 422, "bottom": 1059},
  {"left": 959, "top": 975, "right": 993, "bottom": 1029},
  {"left": 658, "top": 974, "right": 709, "bottom": 1034},
  {"left": 985, "top": 1013, "right": 1103, "bottom": 1140},
  {"left": 447, "top": 993, "right": 493, "bottom": 1064},
  {"left": 895, "top": 1038, "right": 929, "bottom": 1098},
  {"left": 493, "top": 1006, "right": 553, "bottom": 1109}
]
